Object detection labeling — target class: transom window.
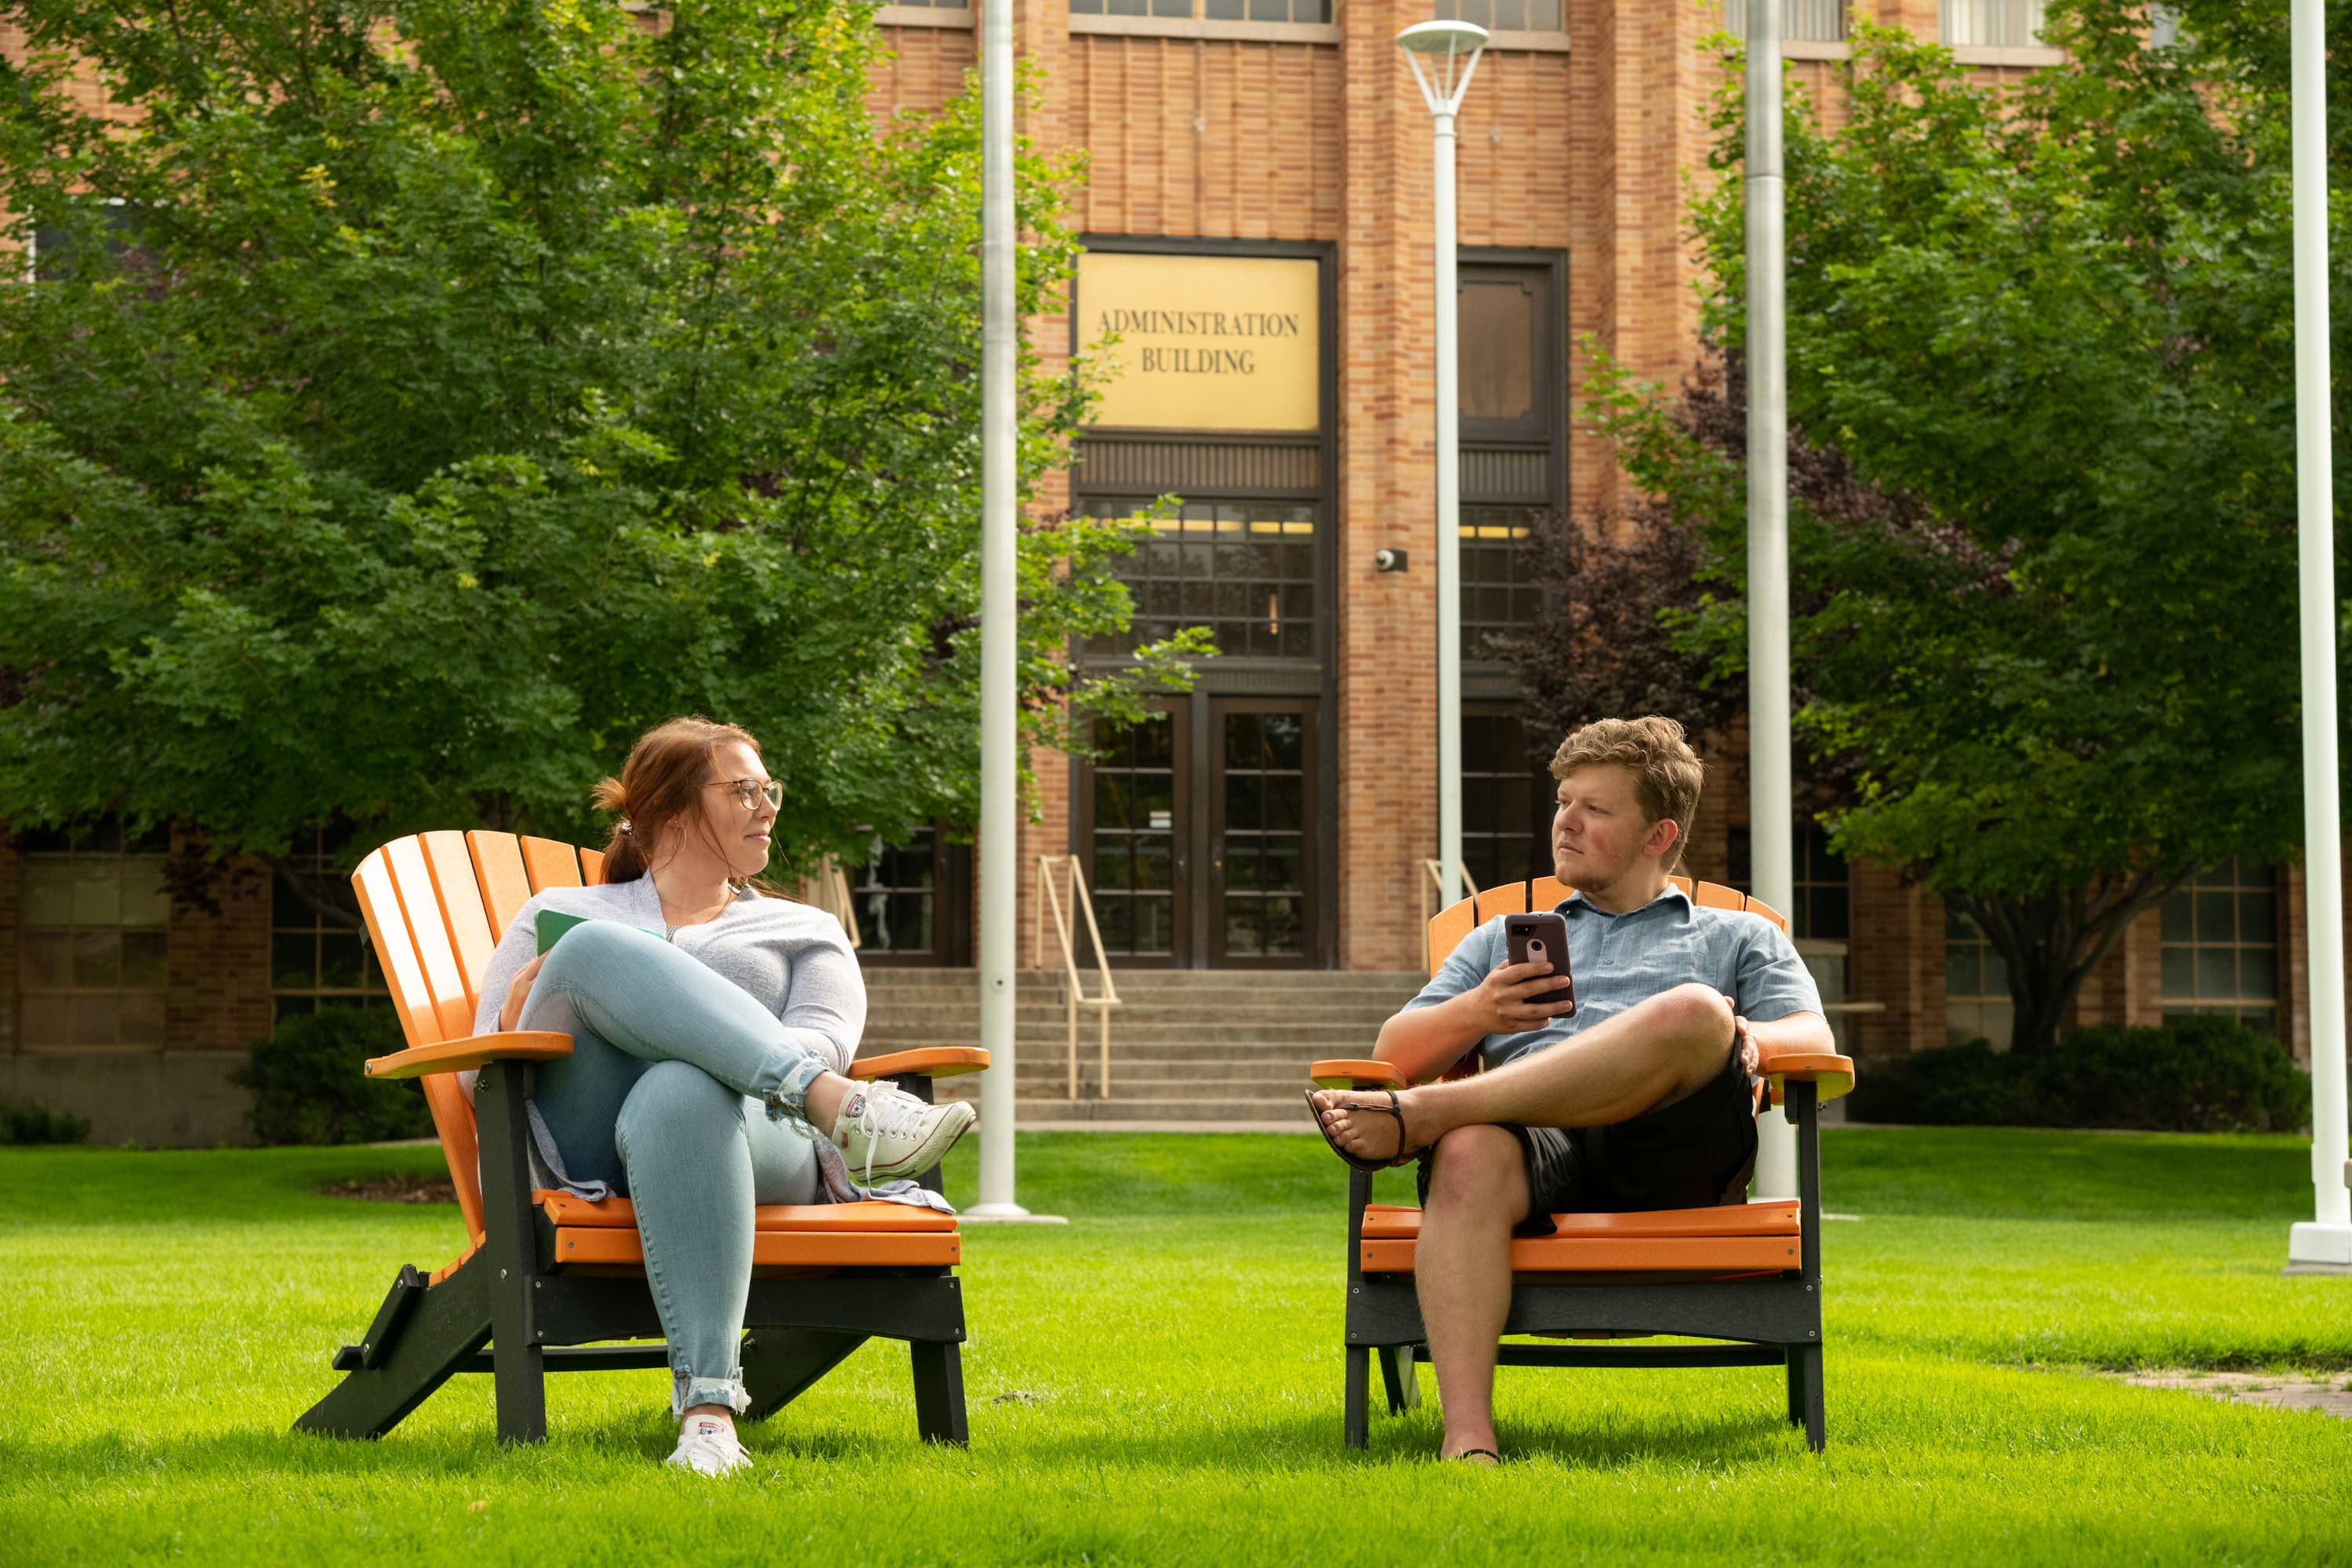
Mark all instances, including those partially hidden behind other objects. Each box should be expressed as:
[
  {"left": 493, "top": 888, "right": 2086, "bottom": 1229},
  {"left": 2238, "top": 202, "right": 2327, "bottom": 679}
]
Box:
[
  {"left": 2160, "top": 858, "right": 2279, "bottom": 1035},
  {"left": 1068, "top": 0, "right": 1329, "bottom": 20},
  {"left": 1087, "top": 499, "right": 1318, "bottom": 661},
  {"left": 18, "top": 822, "right": 171, "bottom": 1051}
]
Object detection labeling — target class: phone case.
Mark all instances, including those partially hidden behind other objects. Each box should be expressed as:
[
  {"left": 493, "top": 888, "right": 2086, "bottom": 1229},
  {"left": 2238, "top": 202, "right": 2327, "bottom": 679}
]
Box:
[{"left": 1503, "top": 913, "right": 1576, "bottom": 1011}]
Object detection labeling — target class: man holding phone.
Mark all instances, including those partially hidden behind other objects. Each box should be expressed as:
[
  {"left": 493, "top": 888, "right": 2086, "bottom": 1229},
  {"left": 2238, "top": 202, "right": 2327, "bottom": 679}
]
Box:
[{"left": 1306, "top": 715, "right": 1830, "bottom": 1465}]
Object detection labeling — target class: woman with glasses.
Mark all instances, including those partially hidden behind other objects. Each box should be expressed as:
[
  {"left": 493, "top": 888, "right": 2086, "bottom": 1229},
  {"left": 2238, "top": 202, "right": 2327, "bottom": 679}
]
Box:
[{"left": 466, "top": 715, "right": 975, "bottom": 1477}]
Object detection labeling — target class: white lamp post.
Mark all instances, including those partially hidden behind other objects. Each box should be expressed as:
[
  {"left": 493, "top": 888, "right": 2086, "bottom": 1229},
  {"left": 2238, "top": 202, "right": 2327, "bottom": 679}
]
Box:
[
  {"left": 1744, "top": 0, "right": 1798, "bottom": 1202},
  {"left": 1398, "top": 19, "right": 1489, "bottom": 908},
  {"left": 2286, "top": 0, "right": 2350, "bottom": 1271}
]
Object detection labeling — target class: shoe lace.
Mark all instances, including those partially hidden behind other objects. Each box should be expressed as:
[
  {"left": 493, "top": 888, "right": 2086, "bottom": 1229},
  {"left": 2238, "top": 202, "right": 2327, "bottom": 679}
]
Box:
[
  {"left": 848, "top": 1090, "right": 927, "bottom": 1186},
  {"left": 676, "top": 1428, "right": 744, "bottom": 1475}
]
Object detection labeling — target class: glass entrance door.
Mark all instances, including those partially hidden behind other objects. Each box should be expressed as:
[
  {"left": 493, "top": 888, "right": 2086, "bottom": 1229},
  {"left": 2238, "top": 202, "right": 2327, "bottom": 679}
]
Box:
[
  {"left": 1079, "top": 695, "right": 1321, "bottom": 968},
  {"left": 1082, "top": 705, "right": 1189, "bottom": 965},
  {"left": 1208, "top": 699, "right": 1316, "bottom": 967}
]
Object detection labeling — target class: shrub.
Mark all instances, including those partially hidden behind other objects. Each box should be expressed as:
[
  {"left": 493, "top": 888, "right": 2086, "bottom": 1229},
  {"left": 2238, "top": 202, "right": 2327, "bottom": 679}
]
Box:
[
  {"left": 1846, "top": 1039, "right": 2038, "bottom": 1127},
  {"left": 234, "top": 1007, "right": 435, "bottom": 1147},
  {"left": 0, "top": 1097, "right": 92, "bottom": 1145},
  {"left": 2037, "top": 1015, "right": 2310, "bottom": 1134},
  {"left": 1849, "top": 1018, "right": 2311, "bottom": 1133}
]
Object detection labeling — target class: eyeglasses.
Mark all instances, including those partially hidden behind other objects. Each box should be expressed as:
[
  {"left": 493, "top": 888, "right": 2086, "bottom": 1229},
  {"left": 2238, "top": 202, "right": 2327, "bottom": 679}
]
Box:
[{"left": 706, "top": 779, "right": 782, "bottom": 811}]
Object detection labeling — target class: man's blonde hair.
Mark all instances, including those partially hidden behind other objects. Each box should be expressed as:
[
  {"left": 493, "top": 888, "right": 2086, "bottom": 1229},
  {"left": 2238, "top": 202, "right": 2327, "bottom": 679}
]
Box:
[{"left": 1549, "top": 716, "right": 1704, "bottom": 872}]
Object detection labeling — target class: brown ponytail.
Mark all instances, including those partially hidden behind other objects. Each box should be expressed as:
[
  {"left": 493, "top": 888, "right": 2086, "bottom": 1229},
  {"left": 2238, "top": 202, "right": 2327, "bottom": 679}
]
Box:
[{"left": 593, "top": 716, "right": 766, "bottom": 885}]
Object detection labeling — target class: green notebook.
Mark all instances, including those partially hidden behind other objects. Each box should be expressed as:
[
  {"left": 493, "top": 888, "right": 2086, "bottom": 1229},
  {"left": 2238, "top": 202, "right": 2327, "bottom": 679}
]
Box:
[{"left": 534, "top": 909, "right": 670, "bottom": 954}]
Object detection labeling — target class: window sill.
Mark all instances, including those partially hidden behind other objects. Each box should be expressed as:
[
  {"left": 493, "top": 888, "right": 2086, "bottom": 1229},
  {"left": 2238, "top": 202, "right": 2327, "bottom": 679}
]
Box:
[
  {"left": 1479, "top": 29, "right": 1569, "bottom": 54},
  {"left": 876, "top": 4, "right": 974, "bottom": 27},
  {"left": 1760, "top": 41, "right": 2064, "bottom": 68},
  {"left": 1948, "top": 43, "right": 2064, "bottom": 67},
  {"left": 1067, "top": 14, "right": 1341, "bottom": 44}
]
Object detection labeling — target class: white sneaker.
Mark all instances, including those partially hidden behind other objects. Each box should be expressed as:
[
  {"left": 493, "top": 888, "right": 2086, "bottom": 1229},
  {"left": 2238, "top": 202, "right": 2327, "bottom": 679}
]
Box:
[
  {"left": 829, "top": 1083, "right": 976, "bottom": 1185},
  {"left": 666, "top": 1415, "right": 750, "bottom": 1478}
]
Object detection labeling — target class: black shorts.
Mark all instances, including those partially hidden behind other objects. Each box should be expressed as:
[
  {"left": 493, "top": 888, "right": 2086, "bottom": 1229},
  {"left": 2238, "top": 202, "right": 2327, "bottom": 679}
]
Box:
[{"left": 1415, "top": 1046, "right": 1761, "bottom": 1235}]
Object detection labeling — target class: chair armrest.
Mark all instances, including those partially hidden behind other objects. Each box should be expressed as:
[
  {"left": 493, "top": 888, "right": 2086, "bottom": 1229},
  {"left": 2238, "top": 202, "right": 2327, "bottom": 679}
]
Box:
[
  {"left": 851, "top": 1047, "right": 990, "bottom": 1081},
  {"left": 1308, "top": 1058, "right": 1409, "bottom": 1091},
  {"left": 1760, "top": 1049, "right": 1857, "bottom": 1105},
  {"left": 365, "top": 1032, "right": 575, "bottom": 1080}
]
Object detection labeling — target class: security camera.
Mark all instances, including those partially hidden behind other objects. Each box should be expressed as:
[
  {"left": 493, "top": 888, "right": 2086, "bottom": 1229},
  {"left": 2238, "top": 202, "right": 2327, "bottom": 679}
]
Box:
[{"left": 1374, "top": 548, "right": 1409, "bottom": 573}]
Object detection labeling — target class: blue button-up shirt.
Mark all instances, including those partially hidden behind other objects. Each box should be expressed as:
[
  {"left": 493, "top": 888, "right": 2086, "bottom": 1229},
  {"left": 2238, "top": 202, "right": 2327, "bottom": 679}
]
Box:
[{"left": 1402, "top": 885, "right": 1824, "bottom": 1072}]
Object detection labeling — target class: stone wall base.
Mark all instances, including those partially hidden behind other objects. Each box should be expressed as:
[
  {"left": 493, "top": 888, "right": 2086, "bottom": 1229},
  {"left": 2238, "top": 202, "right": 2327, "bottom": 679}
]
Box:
[{"left": 2, "top": 1052, "right": 250, "bottom": 1148}]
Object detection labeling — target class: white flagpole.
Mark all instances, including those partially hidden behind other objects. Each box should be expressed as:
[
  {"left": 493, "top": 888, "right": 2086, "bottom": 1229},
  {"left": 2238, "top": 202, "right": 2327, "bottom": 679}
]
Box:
[
  {"left": 2286, "top": 0, "right": 2350, "bottom": 1271},
  {"left": 966, "top": 0, "right": 1033, "bottom": 1223},
  {"left": 1745, "top": 0, "right": 1798, "bottom": 1201}
]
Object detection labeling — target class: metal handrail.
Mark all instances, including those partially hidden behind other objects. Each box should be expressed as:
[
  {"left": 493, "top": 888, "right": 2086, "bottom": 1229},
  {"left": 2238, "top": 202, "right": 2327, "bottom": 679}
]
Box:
[
  {"left": 1033, "top": 855, "right": 1122, "bottom": 1100},
  {"left": 1417, "top": 858, "right": 1480, "bottom": 933}
]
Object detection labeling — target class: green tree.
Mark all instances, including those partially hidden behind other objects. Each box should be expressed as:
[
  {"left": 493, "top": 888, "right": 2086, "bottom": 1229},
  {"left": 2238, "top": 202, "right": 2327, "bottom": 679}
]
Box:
[
  {"left": 1592, "top": 5, "right": 2321, "bottom": 1055},
  {"left": 0, "top": 0, "right": 1202, "bottom": 897}
]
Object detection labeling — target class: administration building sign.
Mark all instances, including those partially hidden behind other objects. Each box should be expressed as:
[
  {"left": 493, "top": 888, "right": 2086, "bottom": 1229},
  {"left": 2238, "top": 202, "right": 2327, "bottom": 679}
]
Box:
[{"left": 1077, "top": 252, "right": 1320, "bottom": 432}]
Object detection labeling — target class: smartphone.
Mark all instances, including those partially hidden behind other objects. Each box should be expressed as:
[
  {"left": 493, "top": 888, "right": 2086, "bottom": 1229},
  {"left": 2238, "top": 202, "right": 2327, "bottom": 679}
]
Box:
[
  {"left": 534, "top": 910, "right": 668, "bottom": 954},
  {"left": 1503, "top": 913, "right": 1576, "bottom": 1011}
]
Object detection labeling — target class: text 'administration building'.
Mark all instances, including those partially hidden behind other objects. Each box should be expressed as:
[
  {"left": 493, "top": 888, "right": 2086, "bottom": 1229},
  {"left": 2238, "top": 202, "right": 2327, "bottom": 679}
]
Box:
[{"left": 2, "top": 2, "right": 2324, "bottom": 1143}]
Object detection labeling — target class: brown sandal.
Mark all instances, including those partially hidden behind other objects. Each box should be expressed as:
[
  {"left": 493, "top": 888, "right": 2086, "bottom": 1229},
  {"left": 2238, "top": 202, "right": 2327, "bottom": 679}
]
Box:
[{"left": 1304, "top": 1087, "right": 1412, "bottom": 1173}]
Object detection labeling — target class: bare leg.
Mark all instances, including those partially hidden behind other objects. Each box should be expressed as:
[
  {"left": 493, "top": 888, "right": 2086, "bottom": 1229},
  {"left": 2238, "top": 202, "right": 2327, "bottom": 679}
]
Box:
[
  {"left": 1415, "top": 1124, "right": 1527, "bottom": 1462},
  {"left": 1312, "top": 982, "right": 1735, "bottom": 1165}
]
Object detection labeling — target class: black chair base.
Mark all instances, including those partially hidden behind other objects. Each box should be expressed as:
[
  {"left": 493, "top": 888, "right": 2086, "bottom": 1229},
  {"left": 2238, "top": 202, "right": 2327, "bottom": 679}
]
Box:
[
  {"left": 294, "top": 1062, "right": 970, "bottom": 1448},
  {"left": 1338, "top": 1080, "right": 1831, "bottom": 1454}
]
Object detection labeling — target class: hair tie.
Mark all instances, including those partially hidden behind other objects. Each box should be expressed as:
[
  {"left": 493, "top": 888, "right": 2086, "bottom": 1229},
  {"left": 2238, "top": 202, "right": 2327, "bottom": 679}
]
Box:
[{"left": 618, "top": 820, "right": 633, "bottom": 836}]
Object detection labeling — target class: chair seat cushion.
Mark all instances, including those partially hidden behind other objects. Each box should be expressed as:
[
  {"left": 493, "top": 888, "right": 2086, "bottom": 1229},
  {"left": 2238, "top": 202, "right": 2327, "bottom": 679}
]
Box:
[
  {"left": 535, "top": 1192, "right": 956, "bottom": 1231},
  {"left": 534, "top": 1193, "right": 962, "bottom": 1269},
  {"left": 1358, "top": 1200, "right": 1801, "bottom": 1274}
]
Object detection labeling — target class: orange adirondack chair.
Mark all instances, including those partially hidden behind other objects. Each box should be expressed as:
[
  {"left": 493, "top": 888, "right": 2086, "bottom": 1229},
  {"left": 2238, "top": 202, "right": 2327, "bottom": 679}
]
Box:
[
  {"left": 1308, "top": 874, "right": 1857, "bottom": 1451},
  {"left": 292, "top": 831, "right": 988, "bottom": 1446}
]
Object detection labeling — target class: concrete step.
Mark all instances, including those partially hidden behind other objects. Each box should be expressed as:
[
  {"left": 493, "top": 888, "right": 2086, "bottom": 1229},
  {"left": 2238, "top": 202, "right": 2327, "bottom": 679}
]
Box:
[
  {"left": 862, "top": 996, "right": 1408, "bottom": 1019},
  {"left": 968, "top": 1058, "right": 1314, "bottom": 1083},
  {"left": 866, "top": 967, "right": 1416, "bottom": 1120},
  {"left": 860, "top": 967, "right": 1424, "bottom": 985},
  {"left": 931, "top": 1085, "right": 1315, "bottom": 1123},
  {"left": 862, "top": 1018, "right": 1399, "bottom": 1043}
]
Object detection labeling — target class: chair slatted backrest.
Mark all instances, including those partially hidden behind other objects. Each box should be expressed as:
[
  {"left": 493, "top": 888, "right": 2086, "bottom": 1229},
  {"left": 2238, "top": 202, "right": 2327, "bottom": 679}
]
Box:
[
  {"left": 1428, "top": 874, "right": 1788, "bottom": 975},
  {"left": 351, "top": 832, "right": 607, "bottom": 1249}
]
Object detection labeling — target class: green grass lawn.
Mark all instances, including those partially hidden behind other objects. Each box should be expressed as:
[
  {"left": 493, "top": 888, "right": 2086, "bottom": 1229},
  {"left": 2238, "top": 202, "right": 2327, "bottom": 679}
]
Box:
[{"left": 3, "top": 1127, "right": 2350, "bottom": 1565}]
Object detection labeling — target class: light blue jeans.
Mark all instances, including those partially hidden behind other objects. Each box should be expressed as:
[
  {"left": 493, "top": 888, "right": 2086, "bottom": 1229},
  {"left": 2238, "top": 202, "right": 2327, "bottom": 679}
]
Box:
[{"left": 519, "top": 921, "right": 830, "bottom": 1417}]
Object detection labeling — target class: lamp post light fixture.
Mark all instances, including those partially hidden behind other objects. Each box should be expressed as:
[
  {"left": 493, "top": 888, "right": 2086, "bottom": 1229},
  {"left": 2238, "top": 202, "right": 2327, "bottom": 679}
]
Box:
[{"left": 1398, "top": 17, "right": 1490, "bottom": 909}]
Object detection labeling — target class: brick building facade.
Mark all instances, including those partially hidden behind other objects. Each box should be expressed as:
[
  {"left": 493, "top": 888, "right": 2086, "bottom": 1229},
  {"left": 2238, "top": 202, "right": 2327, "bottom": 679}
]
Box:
[{"left": 4, "top": 1, "right": 2326, "bottom": 1144}]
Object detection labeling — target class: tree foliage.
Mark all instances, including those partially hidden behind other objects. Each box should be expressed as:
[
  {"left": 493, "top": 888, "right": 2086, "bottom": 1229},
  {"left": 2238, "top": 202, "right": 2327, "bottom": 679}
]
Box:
[
  {"left": 1564, "top": 4, "right": 2325, "bottom": 1053},
  {"left": 0, "top": 0, "right": 1200, "bottom": 888}
]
